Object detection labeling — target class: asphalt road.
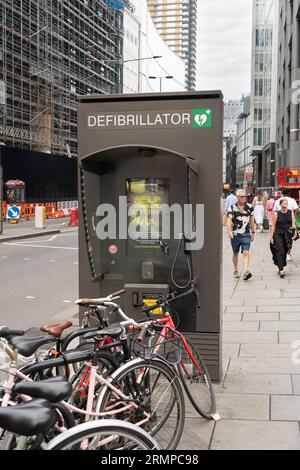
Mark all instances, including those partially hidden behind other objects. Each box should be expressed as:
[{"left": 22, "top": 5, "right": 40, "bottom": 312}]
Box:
[{"left": 0, "top": 230, "right": 79, "bottom": 330}]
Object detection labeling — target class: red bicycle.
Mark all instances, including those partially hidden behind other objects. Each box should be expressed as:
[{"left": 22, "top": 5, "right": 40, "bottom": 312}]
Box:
[{"left": 77, "top": 287, "right": 216, "bottom": 420}]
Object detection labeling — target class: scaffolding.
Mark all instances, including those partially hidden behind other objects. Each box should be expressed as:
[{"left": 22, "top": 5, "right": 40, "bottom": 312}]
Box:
[{"left": 0, "top": 0, "right": 124, "bottom": 157}]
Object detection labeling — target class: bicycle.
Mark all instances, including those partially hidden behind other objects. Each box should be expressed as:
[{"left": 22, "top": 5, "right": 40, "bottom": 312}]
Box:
[
  {"left": 0, "top": 326, "right": 184, "bottom": 450},
  {"left": 77, "top": 287, "right": 217, "bottom": 420}
]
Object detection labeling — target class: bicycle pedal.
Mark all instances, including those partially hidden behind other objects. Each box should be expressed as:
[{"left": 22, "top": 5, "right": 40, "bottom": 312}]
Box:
[{"left": 211, "top": 412, "right": 221, "bottom": 422}]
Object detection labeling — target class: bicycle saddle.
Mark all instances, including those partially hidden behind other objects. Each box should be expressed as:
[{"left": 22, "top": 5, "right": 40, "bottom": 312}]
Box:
[
  {"left": 0, "top": 399, "right": 52, "bottom": 437},
  {"left": 13, "top": 377, "right": 72, "bottom": 403},
  {"left": 40, "top": 321, "right": 73, "bottom": 338},
  {"left": 9, "top": 334, "right": 57, "bottom": 357},
  {"left": 82, "top": 326, "right": 123, "bottom": 340}
]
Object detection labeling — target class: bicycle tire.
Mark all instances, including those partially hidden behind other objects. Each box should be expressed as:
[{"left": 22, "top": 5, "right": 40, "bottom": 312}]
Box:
[
  {"left": 178, "top": 337, "right": 216, "bottom": 419},
  {"left": 47, "top": 419, "right": 158, "bottom": 450},
  {"left": 95, "top": 357, "right": 185, "bottom": 450}
]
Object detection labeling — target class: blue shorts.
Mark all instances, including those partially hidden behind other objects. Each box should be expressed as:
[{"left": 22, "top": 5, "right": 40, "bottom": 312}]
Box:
[{"left": 231, "top": 234, "right": 251, "bottom": 254}]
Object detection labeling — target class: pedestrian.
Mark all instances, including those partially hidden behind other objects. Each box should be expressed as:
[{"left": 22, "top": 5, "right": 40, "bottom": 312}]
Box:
[
  {"left": 266, "top": 194, "right": 275, "bottom": 228},
  {"left": 252, "top": 190, "right": 265, "bottom": 232},
  {"left": 223, "top": 189, "right": 238, "bottom": 226},
  {"left": 274, "top": 188, "right": 300, "bottom": 261},
  {"left": 227, "top": 189, "right": 255, "bottom": 281},
  {"left": 270, "top": 198, "right": 297, "bottom": 278}
]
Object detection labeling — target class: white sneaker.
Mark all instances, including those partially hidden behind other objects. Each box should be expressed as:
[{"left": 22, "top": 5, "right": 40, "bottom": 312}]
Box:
[{"left": 287, "top": 254, "right": 292, "bottom": 261}]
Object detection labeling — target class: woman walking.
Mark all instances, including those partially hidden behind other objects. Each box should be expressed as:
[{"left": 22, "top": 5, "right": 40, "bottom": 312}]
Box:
[
  {"left": 253, "top": 191, "right": 265, "bottom": 232},
  {"left": 270, "top": 198, "right": 297, "bottom": 278}
]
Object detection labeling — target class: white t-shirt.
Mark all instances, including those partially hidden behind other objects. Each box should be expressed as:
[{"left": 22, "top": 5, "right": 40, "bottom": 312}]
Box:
[{"left": 274, "top": 196, "right": 298, "bottom": 212}]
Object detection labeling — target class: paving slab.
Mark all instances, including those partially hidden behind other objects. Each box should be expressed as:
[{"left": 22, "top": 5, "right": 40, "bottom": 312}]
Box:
[
  {"left": 292, "top": 375, "right": 300, "bottom": 394},
  {"left": 225, "top": 306, "right": 257, "bottom": 313},
  {"left": 223, "top": 313, "right": 243, "bottom": 322},
  {"left": 211, "top": 420, "right": 300, "bottom": 450},
  {"left": 178, "top": 419, "right": 214, "bottom": 450},
  {"left": 240, "top": 343, "right": 295, "bottom": 358},
  {"left": 260, "top": 321, "right": 300, "bottom": 332},
  {"left": 223, "top": 373, "right": 293, "bottom": 394},
  {"left": 223, "top": 343, "right": 240, "bottom": 358},
  {"left": 229, "top": 357, "right": 300, "bottom": 374},
  {"left": 258, "top": 305, "right": 300, "bottom": 312},
  {"left": 243, "top": 312, "right": 279, "bottom": 322},
  {"left": 280, "top": 312, "right": 300, "bottom": 321},
  {"left": 279, "top": 332, "right": 300, "bottom": 343},
  {"left": 223, "top": 331, "right": 278, "bottom": 344},
  {"left": 215, "top": 394, "right": 269, "bottom": 421},
  {"left": 271, "top": 395, "right": 300, "bottom": 421},
  {"left": 223, "top": 322, "right": 259, "bottom": 332},
  {"left": 245, "top": 298, "right": 300, "bottom": 305}
]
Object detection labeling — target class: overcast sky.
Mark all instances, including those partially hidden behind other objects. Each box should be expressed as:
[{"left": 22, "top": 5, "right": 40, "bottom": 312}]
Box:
[{"left": 197, "top": 0, "right": 253, "bottom": 101}]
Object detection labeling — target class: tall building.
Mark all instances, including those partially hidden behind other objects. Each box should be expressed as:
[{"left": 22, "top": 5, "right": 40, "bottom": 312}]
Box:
[
  {"left": 123, "top": 0, "right": 185, "bottom": 94},
  {"left": 0, "top": 0, "right": 124, "bottom": 157},
  {"left": 250, "top": 0, "right": 279, "bottom": 189},
  {"left": 235, "top": 96, "right": 252, "bottom": 190},
  {"left": 222, "top": 98, "right": 244, "bottom": 186},
  {"left": 224, "top": 99, "right": 244, "bottom": 138},
  {"left": 277, "top": 0, "right": 300, "bottom": 173},
  {"left": 147, "top": 0, "right": 197, "bottom": 90}
]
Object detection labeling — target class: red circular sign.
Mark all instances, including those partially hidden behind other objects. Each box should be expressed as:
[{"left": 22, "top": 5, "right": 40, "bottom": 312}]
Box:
[{"left": 108, "top": 245, "right": 119, "bottom": 255}]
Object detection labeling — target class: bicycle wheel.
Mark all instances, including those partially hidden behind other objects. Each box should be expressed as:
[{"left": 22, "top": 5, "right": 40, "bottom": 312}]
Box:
[
  {"left": 178, "top": 337, "right": 216, "bottom": 419},
  {"left": 47, "top": 419, "right": 158, "bottom": 450},
  {"left": 95, "top": 357, "right": 185, "bottom": 450}
]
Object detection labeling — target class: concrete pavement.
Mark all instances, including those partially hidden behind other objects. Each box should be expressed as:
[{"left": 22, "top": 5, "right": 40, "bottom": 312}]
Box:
[{"left": 179, "top": 228, "right": 300, "bottom": 450}]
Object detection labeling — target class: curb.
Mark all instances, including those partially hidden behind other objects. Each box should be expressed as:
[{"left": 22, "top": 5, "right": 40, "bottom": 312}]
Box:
[{"left": 0, "top": 229, "right": 61, "bottom": 243}]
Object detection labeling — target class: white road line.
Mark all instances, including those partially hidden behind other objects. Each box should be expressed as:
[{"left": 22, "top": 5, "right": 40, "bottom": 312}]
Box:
[
  {"left": 49, "top": 235, "right": 58, "bottom": 242},
  {"left": 3, "top": 243, "right": 78, "bottom": 251},
  {"left": 73, "top": 262, "right": 79, "bottom": 265},
  {"left": 63, "top": 300, "right": 72, "bottom": 304},
  {"left": 26, "top": 296, "right": 35, "bottom": 300},
  {"left": 50, "top": 260, "right": 57, "bottom": 263},
  {"left": 1, "top": 256, "right": 8, "bottom": 259},
  {"left": 24, "top": 258, "right": 31, "bottom": 261}
]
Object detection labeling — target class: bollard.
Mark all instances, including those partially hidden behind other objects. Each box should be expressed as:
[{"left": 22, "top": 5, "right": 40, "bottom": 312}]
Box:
[{"left": 35, "top": 206, "right": 46, "bottom": 229}]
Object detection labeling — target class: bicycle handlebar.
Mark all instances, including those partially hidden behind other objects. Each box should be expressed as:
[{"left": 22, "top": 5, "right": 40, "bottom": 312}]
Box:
[
  {"left": 0, "top": 327, "right": 25, "bottom": 339},
  {"left": 142, "top": 286, "right": 198, "bottom": 313}
]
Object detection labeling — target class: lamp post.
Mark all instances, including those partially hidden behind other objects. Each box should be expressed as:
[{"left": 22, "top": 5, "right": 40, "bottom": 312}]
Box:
[
  {"left": 0, "top": 141, "right": 5, "bottom": 235},
  {"left": 148, "top": 75, "right": 174, "bottom": 92}
]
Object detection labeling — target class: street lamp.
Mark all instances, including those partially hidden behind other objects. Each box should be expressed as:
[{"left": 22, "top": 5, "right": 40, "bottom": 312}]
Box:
[
  {"left": 148, "top": 75, "right": 174, "bottom": 92},
  {"left": 0, "top": 141, "right": 5, "bottom": 235}
]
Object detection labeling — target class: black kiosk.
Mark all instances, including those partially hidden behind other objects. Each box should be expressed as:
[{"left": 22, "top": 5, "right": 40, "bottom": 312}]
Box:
[{"left": 77, "top": 91, "right": 223, "bottom": 381}]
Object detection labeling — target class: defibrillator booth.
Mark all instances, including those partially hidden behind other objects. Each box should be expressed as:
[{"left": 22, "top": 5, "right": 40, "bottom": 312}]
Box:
[{"left": 78, "top": 91, "right": 224, "bottom": 381}]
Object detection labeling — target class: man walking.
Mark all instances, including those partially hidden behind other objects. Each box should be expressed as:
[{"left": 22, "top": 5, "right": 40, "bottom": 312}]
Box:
[
  {"left": 225, "top": 189, "right": 238, "bottom": 213},
  {"left": 227, "top": 189, "right": 255, "bottom": 280}
]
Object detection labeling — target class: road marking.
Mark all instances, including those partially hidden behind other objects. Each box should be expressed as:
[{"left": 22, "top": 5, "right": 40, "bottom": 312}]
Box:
[
  {"left": 3, "top": 243, "right": 78, "bottom": 251},
  {"left": 26, "top": 296, "right": 35, "bottom": 300},
  {"left": 49, "top": 235, "right": 58, "bottom": 242},
  {"left": 63, "top": 300, "right": 72, "bottom": 304},
  {"left": 1, "top": 256, "right": 8, "bottom": 259},
  {"left": 73, "top": 262, "right": 79, "bottom": 265},
  {"left": 24, "top": 258, "right": 31, "bottom": 261},
  {"left": 50, "top": 259, "right": 57, "bottom": 263}
]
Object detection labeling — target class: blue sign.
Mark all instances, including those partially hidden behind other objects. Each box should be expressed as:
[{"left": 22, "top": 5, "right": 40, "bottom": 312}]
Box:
[
  {"left": 105, "top": 0, "right": 124, "bottom": 9},
  {"left": 7, "top": 206, "right": 21, "bottom": 220}
]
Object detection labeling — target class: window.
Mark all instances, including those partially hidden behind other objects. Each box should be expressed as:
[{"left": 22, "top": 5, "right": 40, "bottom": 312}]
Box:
[
  {"left": 254, "top": 108, "right": 263, "bottom": 121},
  {"left": 254, "top": 78, "right": 263, "bottom": 96}
]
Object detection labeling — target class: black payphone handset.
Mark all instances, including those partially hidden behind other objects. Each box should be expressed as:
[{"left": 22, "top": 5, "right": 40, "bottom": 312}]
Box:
[{"left": 160, "top": 232, "right": 201, "bottom": 309}]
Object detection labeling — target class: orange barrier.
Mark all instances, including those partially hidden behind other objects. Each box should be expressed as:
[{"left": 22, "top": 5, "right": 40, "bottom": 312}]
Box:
[{"left": 1, "top": 202, "right": 58, "bottom": 222}]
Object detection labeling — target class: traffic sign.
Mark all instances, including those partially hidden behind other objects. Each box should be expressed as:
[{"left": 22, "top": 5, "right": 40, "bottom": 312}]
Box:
[{"left": 6, "top": 205, "right": 21, "bottom": 220}]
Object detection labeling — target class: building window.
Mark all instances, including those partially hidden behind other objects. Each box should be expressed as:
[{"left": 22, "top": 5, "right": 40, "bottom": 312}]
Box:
[
  {"left": 254, "top": 108, "right": 263, "bottom": 121},
  {"left": 254, "top": 78, "right": 263, "bottom": 96},
  {"left": 256, "top": 28, "right": 265, "bottom": 47},
  {"left": 254, "top": 127, "right": 263, "bottom": 146}
]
